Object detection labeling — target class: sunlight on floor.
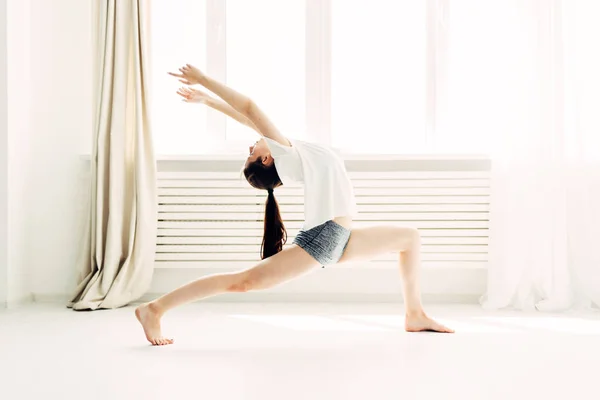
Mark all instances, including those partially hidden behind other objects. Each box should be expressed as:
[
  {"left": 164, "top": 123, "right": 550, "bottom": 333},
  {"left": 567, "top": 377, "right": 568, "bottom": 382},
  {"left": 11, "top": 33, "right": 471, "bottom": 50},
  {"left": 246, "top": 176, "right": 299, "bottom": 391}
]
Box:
[
  {"left": 230, "top": 315, "right": 386, "bottom": 331},
  {"left": 230, "top": 314, "right": 518, "bottom": 333},
  {"left": 230, "top": 313, "right": 600, "bottom": 334},
  {"left": 475, "top": 316, "right": 600, "bottom": 334}
]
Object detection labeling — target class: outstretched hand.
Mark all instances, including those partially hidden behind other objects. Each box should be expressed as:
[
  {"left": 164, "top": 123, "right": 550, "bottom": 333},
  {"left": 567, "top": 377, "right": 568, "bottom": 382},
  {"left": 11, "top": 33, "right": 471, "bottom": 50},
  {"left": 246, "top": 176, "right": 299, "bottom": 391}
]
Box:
[
  {"left": 176, "top": 87, "right": 212, "bottom": 104},
  {"left": 168, "top": 64, "right": 205, "bottom": 85}
]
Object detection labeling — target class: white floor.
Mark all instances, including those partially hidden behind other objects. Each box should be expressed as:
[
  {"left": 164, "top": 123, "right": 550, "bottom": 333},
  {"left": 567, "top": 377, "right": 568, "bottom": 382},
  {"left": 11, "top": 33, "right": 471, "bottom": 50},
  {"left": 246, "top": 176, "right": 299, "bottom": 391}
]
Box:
[{"left": 1, "top": 303, "right": 599, "bottom": 400}]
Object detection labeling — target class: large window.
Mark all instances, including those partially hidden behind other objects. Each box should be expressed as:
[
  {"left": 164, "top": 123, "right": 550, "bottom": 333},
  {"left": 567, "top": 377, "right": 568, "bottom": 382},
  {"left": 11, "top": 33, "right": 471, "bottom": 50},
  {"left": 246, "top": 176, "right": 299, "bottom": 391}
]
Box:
[
  {"left": 151, "top": 0, "right": 305, "bottom": 154},
  {"left": 226, "top": 0, "right": 306, "bottom": 143},
  {"left": 150, "top": 0, "right": 207, "bottom": 155},
  {"left": 331, "top": 0, "right": 426, "bottom": 153},
  {"left": 150, "top": 0, "right": 482, "bottom": 155}
]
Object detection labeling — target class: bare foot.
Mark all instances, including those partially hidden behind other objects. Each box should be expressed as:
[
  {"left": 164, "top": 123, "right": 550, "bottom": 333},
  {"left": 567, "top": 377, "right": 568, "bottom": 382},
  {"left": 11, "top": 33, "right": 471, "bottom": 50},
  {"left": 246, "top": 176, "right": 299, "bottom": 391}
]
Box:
[
  {"left": 405, "top": 313, "right": 455, "bottom": 333},
  {"left": 135, "top": 303, "right": 174, "bottom": 345}
]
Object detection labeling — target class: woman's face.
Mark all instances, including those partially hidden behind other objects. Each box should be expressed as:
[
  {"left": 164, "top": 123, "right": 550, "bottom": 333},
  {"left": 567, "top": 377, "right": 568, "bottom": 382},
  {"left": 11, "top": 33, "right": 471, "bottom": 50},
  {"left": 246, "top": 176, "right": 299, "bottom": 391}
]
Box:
[{"left": 247, "top": 138, "right": 273, "bottom": 166}]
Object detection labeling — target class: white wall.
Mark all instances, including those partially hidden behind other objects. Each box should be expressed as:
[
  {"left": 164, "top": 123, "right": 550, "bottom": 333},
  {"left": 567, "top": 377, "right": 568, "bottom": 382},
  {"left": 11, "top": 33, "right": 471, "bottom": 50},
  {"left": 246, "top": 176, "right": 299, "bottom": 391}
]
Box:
[
  {"left": 1, "top": 0, "right": 93, "bottom": 306},
  {"left": 0, "top": 0, "right": 8, "bottom": 307},
  {"left": 6, "top": 0, "right": 33, "bottom": 306},
  {"left": 26, "top": 0, "right": 93, "bottom": 300}
]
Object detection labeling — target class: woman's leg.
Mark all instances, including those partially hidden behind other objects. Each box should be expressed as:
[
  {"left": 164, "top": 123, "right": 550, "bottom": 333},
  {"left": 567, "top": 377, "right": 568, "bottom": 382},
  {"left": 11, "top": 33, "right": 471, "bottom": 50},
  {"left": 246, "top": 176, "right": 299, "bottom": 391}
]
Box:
[
  {"left": 337, "top": 225, "right": 454, "bottom": 333},
  {"left": 135, "top": 244, "right": 321, "bottom": 345}
]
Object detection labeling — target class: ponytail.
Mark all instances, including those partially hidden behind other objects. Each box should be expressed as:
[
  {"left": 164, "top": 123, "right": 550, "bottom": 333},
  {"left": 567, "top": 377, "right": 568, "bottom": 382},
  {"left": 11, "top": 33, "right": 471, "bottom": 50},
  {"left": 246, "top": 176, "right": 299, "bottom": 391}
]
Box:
[
  {"left": 261, "top": 189, "right": 287, "bottom": 259},
  {"left": 243, "top": 158, "right": 286, "bottom": 259}
]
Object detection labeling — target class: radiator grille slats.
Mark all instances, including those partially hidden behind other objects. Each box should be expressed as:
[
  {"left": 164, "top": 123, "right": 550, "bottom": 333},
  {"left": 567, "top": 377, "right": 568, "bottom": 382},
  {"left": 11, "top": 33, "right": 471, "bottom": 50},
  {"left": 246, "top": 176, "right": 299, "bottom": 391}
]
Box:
[{"left": 156, "top": 170, "right": 489, "bottom": 269}]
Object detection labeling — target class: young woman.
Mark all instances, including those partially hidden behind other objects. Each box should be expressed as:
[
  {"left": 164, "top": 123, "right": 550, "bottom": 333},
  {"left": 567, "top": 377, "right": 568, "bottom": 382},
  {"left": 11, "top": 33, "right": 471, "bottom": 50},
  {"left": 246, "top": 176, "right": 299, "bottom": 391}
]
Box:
[{"left": 135, "top": 64, "right": 454, "bottom": 345}]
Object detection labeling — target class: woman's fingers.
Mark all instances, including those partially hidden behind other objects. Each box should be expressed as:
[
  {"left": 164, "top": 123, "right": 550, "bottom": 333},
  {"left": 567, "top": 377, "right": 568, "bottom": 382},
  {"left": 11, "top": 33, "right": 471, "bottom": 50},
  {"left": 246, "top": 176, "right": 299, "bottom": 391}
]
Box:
[
  {"left": 170, "top": 65, "right": 203, "bottom": 85},
  {"left": 177, "top": 87, "right": 197, "bottom": 100},
  {"left": 170, "top": 67, "right": 193, "bottom": 78},
  {"left": 171, "top": 64, "right": 198, "bottom": 75}
]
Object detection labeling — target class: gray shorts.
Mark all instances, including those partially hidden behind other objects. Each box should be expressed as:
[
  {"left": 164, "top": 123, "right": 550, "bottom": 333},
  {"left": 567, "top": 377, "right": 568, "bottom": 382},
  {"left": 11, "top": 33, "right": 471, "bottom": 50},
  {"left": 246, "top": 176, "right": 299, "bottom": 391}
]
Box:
[{"left": 293, "top": 220, "right": 352, "bottom": 266}]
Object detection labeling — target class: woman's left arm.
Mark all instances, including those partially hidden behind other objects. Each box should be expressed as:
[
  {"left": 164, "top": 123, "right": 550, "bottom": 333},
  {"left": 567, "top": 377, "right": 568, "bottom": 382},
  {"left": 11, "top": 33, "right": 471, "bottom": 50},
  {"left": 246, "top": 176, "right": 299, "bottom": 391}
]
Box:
[
  {"left": 177, "top": 87, "right": 259, "bottom": 133},
  {"left": 170, "top": 64, "right": 291, "bottom": 147}
]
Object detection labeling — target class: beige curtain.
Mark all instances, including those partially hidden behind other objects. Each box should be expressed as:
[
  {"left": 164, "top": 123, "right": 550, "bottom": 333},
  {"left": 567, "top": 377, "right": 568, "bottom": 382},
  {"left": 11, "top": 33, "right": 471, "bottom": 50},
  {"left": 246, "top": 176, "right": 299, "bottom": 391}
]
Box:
[{"left": 68, "top": 0, "right": 156, "bottom": 310}]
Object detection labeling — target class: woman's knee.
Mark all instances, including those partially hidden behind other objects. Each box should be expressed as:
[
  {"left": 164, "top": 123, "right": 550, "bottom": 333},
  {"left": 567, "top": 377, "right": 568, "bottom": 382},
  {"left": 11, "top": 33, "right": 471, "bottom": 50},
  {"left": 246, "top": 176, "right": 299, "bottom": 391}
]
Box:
[
  {"left": 227, "top": 270, "right": 268, "bottom": 293},
  {"left": 394, "top": 226, "right": 421, "bottom": 252},
  {"left": 407, "top": 227, "right": 421, "bottom": 243}
]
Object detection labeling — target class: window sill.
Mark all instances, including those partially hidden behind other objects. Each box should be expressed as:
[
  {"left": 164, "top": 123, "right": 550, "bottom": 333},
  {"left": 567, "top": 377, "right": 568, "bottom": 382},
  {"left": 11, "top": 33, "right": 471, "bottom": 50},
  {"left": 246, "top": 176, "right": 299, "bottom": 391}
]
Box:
[
  {"left": 154, "top": 153, "right": 490, "bottom": 162},
  {"left": 79, "top": 153, "right": 490, "bottom": 163}
]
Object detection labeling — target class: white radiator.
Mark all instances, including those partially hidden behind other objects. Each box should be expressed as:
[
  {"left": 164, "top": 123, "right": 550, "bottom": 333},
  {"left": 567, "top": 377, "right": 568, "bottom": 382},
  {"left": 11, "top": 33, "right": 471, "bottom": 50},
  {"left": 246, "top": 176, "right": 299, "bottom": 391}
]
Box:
[{"left": 156, "top": 167, "right": 489, "bottom": 271}]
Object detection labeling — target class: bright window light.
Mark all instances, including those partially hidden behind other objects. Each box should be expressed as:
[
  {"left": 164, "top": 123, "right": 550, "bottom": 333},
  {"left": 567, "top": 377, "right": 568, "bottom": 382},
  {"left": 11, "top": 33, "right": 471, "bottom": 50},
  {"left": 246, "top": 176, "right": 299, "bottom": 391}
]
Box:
[
  {"left": 150, "top": 0, "right": 207, "bottom": 155},
  {"left": 331, "top": 0, "right": 427, "bottom": 154},
  {"left": 226, "top": 0, "right": 306, "bottom": 143}
]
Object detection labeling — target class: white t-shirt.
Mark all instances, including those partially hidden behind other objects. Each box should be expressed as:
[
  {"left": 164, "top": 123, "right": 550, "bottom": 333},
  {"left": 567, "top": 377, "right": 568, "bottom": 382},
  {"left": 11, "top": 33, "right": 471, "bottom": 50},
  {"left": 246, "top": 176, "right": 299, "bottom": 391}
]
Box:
[{"left": 263, "top": 137, "right": 358, "bottom": 230}]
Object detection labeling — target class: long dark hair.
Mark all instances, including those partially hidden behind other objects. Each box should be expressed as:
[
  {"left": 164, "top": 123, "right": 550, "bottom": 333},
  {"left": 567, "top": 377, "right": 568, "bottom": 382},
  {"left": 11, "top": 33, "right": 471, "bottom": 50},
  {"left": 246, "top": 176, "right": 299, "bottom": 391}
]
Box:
[{"left": 243, "top": 159, "right": 287, "bottom": 259}]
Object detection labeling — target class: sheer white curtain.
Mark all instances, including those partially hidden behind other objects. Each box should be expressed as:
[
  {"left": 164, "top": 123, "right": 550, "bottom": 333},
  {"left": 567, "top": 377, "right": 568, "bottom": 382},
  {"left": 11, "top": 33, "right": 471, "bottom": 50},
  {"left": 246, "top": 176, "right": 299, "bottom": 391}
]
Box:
[{"left": 462, "top": 0, "right": 600, "bottom": 310}]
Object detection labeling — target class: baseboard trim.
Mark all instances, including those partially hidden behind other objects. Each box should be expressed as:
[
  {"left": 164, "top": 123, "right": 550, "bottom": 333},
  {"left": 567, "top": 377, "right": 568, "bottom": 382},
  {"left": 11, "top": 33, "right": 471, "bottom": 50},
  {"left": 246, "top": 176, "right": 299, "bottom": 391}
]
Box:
[
  {"left": 31, "top": 266, "right": 485, "bottom": 306},
  {"left": 30, "top": 292, "right": 480, "bottom": 306},
  {"left": 6, "top": 293, "right": 34, "bottom": 308},
  {"left": 32, "top": 293, "right": 70, "bottom": 304},
  {"left": 134, "top": 292, "right": 481, "bottom": 305}
]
